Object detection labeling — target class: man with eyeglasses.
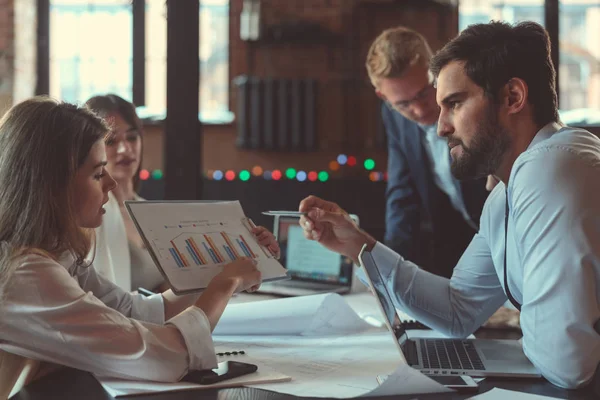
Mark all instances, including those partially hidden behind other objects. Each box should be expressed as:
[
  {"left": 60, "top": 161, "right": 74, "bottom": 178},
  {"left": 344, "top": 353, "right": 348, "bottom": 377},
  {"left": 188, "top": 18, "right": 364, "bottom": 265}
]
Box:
[{"left": 366, "top": 26, "right": 489, "bottom": 279}]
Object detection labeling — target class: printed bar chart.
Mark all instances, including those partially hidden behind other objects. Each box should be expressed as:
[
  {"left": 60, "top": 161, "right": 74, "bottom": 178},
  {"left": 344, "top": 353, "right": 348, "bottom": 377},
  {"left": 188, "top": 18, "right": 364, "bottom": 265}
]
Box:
[
  {"left": 168, "top": 231, "right": 260, "bottom": 268},
  {"left": 221, "top": 232, "right": 241, "bottom": 259},
  {"left": 239, "top": 235, "right": 257, "bottom": 258},
  {"left": 169, "top": 248, "right": 184, "bottom": 268},
  {"left": 204, "top": 234, "right": 225, "bottom": 263},
  {"left": 170, "top": 240, "right": 189, "bottom": 267},
  {"left": 188, "top": 238, "right": 208, "bottom": 264}
]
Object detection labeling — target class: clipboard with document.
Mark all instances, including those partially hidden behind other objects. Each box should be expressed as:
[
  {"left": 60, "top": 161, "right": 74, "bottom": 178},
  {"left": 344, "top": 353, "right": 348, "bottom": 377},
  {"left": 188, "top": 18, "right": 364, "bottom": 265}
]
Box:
[{"left": 125, "top": 200, "right": 288, "bottom": 294}]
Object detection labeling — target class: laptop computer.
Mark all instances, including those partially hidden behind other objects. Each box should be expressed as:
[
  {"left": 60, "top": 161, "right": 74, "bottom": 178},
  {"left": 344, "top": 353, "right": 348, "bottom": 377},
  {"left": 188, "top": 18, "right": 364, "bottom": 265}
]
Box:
[
  {"left": 358, "top": 244, "right": 541, "bottom": 378},
  {"left": 257, "top": 215, "right": 358, "bottom": 296}
]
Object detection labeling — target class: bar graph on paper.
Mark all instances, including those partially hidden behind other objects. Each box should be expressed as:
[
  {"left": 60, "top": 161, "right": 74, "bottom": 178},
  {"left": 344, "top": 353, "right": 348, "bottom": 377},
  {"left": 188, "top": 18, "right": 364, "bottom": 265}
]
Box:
[{"left": 167, "top": 231, "right": 259, "bottom": 268}]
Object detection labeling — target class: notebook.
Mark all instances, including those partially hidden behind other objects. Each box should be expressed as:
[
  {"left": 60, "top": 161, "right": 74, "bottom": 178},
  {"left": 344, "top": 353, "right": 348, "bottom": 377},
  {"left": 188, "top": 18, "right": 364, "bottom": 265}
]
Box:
[
  {"left": 358, "top": 245, "right": 541, "bottom": 379},
  {"left": 257, "top": 214, "right": 358, "bottom": 296}
]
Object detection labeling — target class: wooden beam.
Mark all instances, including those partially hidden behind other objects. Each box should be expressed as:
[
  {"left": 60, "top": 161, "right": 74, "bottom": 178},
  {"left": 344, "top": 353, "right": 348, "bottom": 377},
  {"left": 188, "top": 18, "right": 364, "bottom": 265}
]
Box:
[{"left": 164, "top": 0, "right": 201, "bottom": 199}]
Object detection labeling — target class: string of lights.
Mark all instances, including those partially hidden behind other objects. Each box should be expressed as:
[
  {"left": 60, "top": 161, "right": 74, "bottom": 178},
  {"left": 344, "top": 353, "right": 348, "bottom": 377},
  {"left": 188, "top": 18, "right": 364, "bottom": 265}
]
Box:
[{"left": 138, "top": 154, "right": 387, "bottom": 183}]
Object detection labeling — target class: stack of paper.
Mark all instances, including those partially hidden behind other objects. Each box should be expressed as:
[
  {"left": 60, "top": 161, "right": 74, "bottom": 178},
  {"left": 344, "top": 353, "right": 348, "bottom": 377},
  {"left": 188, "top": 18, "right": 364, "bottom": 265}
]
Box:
[
  {"left": 214, "top": 293, "right": 375, "bottom": 336},
  {"left": 466, "top": 388, "right": 562, "bottom": 400},
  {"left": 99, "top": 366, "right": 291, "bottom": 398},
  {"left": 98, "top": 293, "right": 451, "bottom": 398}
]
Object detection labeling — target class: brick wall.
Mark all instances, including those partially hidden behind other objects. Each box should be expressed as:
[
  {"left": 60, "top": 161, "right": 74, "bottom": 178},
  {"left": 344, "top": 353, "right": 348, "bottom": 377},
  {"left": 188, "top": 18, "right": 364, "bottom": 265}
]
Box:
[
  {"left": 0, "top": 0, "right": 458, "bottom": 177},
  {"left": 193, "top": 0, "right": 458, "bottom": 175}
]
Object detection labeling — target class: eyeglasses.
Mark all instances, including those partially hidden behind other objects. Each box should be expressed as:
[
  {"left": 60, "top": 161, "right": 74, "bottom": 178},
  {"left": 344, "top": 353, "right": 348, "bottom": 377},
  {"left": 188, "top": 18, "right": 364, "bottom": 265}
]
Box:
[{"left": 386, "top": 83, "right": 435, "bottom": 113}]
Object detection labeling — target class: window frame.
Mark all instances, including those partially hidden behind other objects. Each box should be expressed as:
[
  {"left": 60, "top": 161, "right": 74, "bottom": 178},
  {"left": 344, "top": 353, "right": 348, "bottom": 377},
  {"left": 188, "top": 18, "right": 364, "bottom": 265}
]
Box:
[{"left": 37, "top": 0, "right": 231, "bottom": 124}]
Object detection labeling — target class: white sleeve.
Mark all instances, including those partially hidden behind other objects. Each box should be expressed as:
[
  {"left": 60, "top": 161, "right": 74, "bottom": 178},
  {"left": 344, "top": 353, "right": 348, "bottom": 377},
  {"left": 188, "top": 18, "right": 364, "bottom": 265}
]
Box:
[
  {"left": 511, "top": 149, "right": 600, "bottom": 389},
  {"left": 371, "top": 222, "right": 506, "bottom": 337},
  {"left": 0, "top": 256, "right": 217, "bottom": 382}
]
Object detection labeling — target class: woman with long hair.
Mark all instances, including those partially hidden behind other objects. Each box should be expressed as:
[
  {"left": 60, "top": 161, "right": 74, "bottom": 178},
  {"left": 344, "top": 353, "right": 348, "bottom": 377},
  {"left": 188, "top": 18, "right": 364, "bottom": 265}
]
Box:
[
  {"left": 85, "top": 94, "right": 280, "bottom": 292},
  {"left": 0, "top": 97, "right": 262, "bottom": 396}
]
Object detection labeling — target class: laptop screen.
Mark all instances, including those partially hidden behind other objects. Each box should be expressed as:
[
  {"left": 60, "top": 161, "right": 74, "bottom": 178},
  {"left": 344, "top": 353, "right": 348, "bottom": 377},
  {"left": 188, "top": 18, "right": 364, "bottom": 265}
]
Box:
[
  {"left": 275, "top": 216, "right": 353, "bottom": 286},
  {"left": 359, "top": 248, "right": 408, "bottom": 346}
]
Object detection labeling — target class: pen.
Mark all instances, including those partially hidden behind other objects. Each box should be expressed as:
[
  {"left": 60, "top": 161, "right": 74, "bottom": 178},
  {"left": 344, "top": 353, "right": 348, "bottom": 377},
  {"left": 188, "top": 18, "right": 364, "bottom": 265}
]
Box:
[
  {"left": 137, "top": 287, "right": 156, "bottom": 297},
  {"left": 262, "top": 211, "right": 308, "bottom": 217}
]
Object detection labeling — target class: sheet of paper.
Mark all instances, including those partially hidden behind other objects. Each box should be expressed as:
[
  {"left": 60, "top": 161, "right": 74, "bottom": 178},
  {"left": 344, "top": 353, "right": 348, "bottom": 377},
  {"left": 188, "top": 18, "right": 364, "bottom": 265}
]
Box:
[
  {"left": 125, "top": 200, "right": 287, "bottom": 293},
  {"left": 214, "top": 293, "right": 374, "bottom": 336},
  {"left": 362, "top": 364, "right": 451, "bottom": 397},
  {"left": 467, "top": 388, "right": 562, "bottom": 400},
  {"left": 214, "top": 331, "right": 445, "bottom": 398},
  {"left": 97, "top": 365, "right": 291, "bottom": 397}
]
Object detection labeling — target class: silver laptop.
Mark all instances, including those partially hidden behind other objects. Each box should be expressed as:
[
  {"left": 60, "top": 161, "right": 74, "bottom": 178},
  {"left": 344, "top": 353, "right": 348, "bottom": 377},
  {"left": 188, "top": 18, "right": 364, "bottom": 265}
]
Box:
[
  {"left": 257, "top": 215, "right": 358, "bottom": 296},
  {"left": 358, "top": 245, "right": 540, "bottom": 378}
]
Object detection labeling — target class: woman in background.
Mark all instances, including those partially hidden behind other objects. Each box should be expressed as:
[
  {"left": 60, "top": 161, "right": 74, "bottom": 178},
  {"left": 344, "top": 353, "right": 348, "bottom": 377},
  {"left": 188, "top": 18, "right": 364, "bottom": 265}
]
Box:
[
  {"left": 0, "top": 97, "right": 263, "bottom": 396},
  {"left": 86, "top": 94, "right": 164, "bottom": 291},
  {"left": 86, "top": 94, "right": 279, "bottom": 292}
]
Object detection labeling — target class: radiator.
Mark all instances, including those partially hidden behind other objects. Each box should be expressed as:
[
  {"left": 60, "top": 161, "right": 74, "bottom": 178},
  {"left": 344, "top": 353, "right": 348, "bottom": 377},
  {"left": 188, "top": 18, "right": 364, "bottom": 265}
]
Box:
[{"left": 234, "top": 75, "right": 317, "bottom": 151}]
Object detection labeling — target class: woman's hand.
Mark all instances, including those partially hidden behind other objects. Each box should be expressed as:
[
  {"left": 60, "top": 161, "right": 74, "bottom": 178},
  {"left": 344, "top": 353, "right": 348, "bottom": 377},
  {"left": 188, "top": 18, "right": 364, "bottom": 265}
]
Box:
[
  {"left": 212, "top": 257, "right": 262, "bottom": 293},
  {"left": 252, "top": 226, "right": 280, "bottom": 259}
]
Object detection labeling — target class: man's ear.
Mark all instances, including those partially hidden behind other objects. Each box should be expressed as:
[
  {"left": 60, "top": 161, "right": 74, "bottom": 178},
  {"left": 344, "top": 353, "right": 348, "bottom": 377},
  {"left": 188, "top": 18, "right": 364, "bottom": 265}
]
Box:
[
  {"left": 504, "top": 78, "right": 528, "bottom": 115},
  {"left": 375, "top": 90, "right": 385, "bottom": 101}
]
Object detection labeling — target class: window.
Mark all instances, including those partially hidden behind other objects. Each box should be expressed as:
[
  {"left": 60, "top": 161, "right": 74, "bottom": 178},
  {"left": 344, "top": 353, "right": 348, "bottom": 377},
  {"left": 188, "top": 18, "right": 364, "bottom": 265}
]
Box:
[
  {"left": 558, "top": 1, "right": 600, "bottom": 124},
  {"left": 48, "top": 0, "right": 231, "bottom": 123},
  {"left": 49, "top": 0, "right": 132, "bottom": 104},
  {"left": 459, "top": 0, "right": 544, "bottom": 31},
  {"left": 144, "top": 0, "right": 231, "bottom": 123},
  {"left": 460, "top": 0, "right": 600, "bottom": 126}
]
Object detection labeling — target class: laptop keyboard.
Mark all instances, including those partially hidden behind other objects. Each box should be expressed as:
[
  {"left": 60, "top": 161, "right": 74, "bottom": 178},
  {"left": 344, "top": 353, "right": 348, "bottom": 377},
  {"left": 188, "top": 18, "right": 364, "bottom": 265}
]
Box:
[{"left": 420, "top": 339, "right": 485, "bottom": 371}]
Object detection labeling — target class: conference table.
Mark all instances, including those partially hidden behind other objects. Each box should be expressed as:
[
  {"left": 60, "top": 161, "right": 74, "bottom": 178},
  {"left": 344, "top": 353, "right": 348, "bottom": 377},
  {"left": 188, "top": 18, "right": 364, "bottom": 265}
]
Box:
[{"left": 13, "top": 293, "right": 598, "bottom": 400}]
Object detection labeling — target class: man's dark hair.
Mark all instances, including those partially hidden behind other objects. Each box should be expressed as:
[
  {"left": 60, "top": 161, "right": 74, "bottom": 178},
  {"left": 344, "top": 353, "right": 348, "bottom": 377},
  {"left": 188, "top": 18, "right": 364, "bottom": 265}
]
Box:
[{"left": 430, "top": 21, "right": 559, "bottom": 127}]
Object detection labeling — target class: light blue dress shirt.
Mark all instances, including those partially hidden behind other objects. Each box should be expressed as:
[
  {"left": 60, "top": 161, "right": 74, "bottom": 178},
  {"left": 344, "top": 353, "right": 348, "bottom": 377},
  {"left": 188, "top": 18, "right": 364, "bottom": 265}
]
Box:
[
  {"left": 420, "top": 123, "right": 475, "bottom": 228},
  {"left": 370, "top": 122, "right": 600, "bottom": 389}
]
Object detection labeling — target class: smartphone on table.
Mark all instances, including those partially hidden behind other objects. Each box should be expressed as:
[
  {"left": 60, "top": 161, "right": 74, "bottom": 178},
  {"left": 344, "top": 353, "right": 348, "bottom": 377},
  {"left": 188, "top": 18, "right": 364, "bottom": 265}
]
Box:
[{"left": 182, "top": 361, "right": 258, "bottom": 385}]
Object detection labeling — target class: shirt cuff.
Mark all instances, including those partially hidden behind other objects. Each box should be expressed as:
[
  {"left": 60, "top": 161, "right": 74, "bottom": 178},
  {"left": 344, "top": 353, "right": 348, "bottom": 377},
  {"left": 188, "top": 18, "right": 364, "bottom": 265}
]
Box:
[
  {"left": 167, "top": 306, "right": 218, "bottom": 371},
  {"left": 131, "top": 293, "right": 165, "bottom": 325},
  {"left": 371, "top": 242, "right": 404, "bottom": 281}
]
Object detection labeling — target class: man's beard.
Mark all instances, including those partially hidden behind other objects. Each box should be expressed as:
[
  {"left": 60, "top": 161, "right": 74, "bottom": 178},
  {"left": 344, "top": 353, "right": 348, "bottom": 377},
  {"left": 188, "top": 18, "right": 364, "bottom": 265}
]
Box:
[{"left": 449, "top": 105, "right": 511, "bottom": 180}]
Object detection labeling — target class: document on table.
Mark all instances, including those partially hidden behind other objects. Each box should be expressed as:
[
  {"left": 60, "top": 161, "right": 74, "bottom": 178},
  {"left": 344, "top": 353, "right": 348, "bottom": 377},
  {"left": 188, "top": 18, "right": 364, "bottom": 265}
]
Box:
[
  {"left": 124, "top": 200, "right": 287, "bottom": 294},
  {"left": 467, "top": 388, "right": 562, "bottom": 400},
  {"left": 214, "top": 293, "right": 375, "bottom": 336},
  {"left": 214, "top": 331, "right": 450, "bottom": 398},
  {"left": 97, "top": 365, "right": 291, "bottom": 397}
]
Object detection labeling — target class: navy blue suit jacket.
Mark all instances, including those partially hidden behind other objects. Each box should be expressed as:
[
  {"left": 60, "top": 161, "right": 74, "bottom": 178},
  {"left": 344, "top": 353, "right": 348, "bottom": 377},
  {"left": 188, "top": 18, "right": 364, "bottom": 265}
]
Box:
[{"left": 382, "top": 105, "right": 489, "bottom": 278}]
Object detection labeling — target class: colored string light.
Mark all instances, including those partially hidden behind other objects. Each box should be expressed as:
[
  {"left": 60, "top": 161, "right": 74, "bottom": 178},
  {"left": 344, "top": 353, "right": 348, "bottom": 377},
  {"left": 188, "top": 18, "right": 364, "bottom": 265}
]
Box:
[
  {"left": 225, "top": 170, "right": 236, "bottom": 181},
  {"left": 296, "top": 171, "right": 307, "bottom": 182},
  {"left": 364, "top": 159, "right": 375, "bottom": 170},
  {"left": 272, "top": 170, "right": 283, "bottom": 180},
  {"left": 152, "top": 169, "right": 164, "bottom": 180},
  {"left": 285, "top": 168, "right": 297, "bottom": 179},
  {"left": 252, "top": 166, "right": 263, "bottom": 176},
  {"left": 308, "top": 171, "right": 318, "bottom": 181},
  {"left": 239, "top": 170, "right": 251, "bottom": 181},
  {"left": 139, "top": 169, "right": 150, "bottom": 181},
  {"left": 328, "top": 161, "right": 340, "bottom": 171},
  {"left": 213, "top": 170, "right": 223, "bottom": 180},
  {"left": 347, "top": 156, "right": 357, "bottom": 166},
  {"left": 337, "top": 154, "right": 348, "bottom": 165},
  {"left": 318, "top": 171, "right": 329, "bottom": 182},
  {"left": 263, "top": 170, "right": 272, "bottom": 180}
]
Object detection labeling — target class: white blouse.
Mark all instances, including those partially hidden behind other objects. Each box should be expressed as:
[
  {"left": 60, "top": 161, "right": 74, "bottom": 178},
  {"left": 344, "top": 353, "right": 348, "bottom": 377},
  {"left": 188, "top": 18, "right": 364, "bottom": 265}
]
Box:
[
  {"left": 0, "top": 252, "right": 217, "bottom": 382},
  {"left": 93, "top": 192, "right": 132, "bottom": 290}
]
